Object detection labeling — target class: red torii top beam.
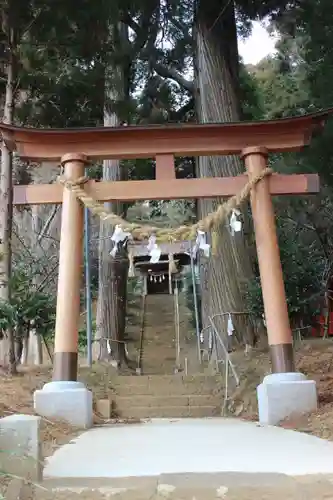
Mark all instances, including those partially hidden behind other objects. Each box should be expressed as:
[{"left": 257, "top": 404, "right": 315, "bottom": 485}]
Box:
[
  {"left": 1, "top": 108, "right": 331, "bottom": 206},
  {"left": 0, "top": 108, "right": 331, "bottom": 162}
]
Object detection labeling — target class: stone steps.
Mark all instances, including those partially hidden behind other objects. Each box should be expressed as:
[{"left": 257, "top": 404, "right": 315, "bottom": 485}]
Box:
[
  {"left": 25, "top": 473, "right": 333, "bottom": 499},
  {"left": 140, "top": 346, "right": 175, "bottom": 354},
  {"left": 113, "top": 393, "right": 221, "bottom": 418},
  {"left": 110, "top": 374, "right": 223, "bottom": 396},
  {"left": 95, "top": 374, "right": 223, "bottom": 418},
  {"left": 113, "top": 404, "right": 220, "bottom": 419},
  {"left": 100, "top": 374, "right": 224, "bottom": 418},
  {"left": 141, "top": 294, "right": 176, "bottom": 374},
  {"left": 112, "top": 385, "right": 222, "bottom": 397},
  {"left": 101, "top": 294, "right": 221, "bottom": 419},
  {"left": 114, "top": 394, "right": 220, "bottom": 408}
]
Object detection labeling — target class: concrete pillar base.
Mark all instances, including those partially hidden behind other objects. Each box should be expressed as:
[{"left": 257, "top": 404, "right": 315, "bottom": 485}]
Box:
[
  {"left": 34, "top": 381, "right": 93, "bottom": 428},
  {"left": 257, "top": 372, "right": 317, "bottom": 426}
]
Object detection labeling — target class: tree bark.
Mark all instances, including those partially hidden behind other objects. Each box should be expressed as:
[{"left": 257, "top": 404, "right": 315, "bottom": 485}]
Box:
[
  {"left": 195, "top": 0, "right": 255, "bottom": 345},
  {"left": 0, "top": 34, "right": 16, "bottom": 373},
  {"left": 30, "top": 206, "right": 44, "bottom": 365},
  {"left": 95, "top": 22, "right": 130, "bottom": 364}
]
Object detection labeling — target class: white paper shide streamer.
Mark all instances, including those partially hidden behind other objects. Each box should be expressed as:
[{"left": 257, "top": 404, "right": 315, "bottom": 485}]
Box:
[
  {"left": 147, "top": 235, "right": 161, "bottom": 264},
  {"left": 110, "top": 225, "right": 131, "bottom": 257},
  {"left": 192, "top": 230, "right": 210, "bottom": 258},
  {"left": 227, "top": 314, "right": 235, "bottom": 337},
  {"left": 262, "top": 313, "right": 266, "bottom": 327},
  {"left": 229, "top": 209, "right": 242, "bottom": 236}
]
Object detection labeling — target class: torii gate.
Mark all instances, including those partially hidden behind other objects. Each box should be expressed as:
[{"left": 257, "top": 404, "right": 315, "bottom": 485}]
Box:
[{"left": 1, "top": 109, "right": 331, "bottom": 426}]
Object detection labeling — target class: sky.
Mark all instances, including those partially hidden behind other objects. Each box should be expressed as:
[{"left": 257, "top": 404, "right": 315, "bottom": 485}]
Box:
[{"left": 238, "top": 21, "right": 278, "bottom": 65}]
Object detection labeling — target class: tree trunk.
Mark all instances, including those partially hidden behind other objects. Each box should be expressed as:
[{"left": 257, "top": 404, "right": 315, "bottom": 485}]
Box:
[
  {"left": 195, "top": 0, "right": 255, "bottom": 345},
  {"left": 30, "top": 205, "right": 46, "bottom": 365},
  {"left": 0, "top": 38, "right": 16, "bottom": 373},
  {"left": 21, "top": 333, "right": 29, "bottom": 365},
  {"left": 95, "top": 22, "right": 130, "bottom": 364},
  {"left": 95, "top": 150, "right": 127, "bottom": 362},
  {"left": 28, "top": 320, "right": 43, "bottom": 365}
]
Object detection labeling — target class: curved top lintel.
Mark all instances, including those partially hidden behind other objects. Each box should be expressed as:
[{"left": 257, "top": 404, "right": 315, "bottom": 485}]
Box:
[{"left": 1, "top": 108, "right": 332, "bottom": 163}]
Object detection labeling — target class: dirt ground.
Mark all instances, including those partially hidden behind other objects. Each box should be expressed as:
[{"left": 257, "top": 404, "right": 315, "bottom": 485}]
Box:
[
  {"left": 228, "top": 338, "right": 333, "bottom": 440},
  {"left": 0, "top": 365, "right": 80, "bottom": 458},
  {"left": 0, "top": 361, "right": 137, "bottom": 461},
  {"left": 0, "top": 338, "right": 333, "bottom": 457}
]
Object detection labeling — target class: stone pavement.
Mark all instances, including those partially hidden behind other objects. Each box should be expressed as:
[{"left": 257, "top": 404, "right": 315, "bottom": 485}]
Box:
[
  {"left": 25, "top": 417, "right": 333, "bottom": 498},
  {"left": 26, "top": 472, "right": 333, "bottom": 499},
  {"left": 44, "top": 418, "right": 333, "bottom": 478}
]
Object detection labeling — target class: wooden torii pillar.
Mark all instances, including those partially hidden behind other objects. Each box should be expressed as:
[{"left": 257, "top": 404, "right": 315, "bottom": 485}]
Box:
[{"left": 1, "top": 110, "right": 331, "bottom": 384}]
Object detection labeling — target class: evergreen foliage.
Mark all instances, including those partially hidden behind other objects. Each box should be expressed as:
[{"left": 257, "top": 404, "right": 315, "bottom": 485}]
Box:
[{"left": 1, "top": 0, "right": 333, "bottom": 344}]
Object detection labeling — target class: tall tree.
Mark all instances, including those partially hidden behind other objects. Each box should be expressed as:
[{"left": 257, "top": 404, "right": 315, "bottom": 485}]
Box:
[
  {"left": 95, "top": 19, "right": 131, "bottom": 364},
  {"left": 193, "top": 0, "right": 257, "bottom": 343},
  {"left": 0, "top": 0, "right": 38, "bottom": 372}
]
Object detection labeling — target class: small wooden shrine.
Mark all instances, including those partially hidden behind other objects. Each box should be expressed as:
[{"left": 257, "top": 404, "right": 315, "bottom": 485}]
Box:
[{"left": 131, "top": 240, "right": 191, "bottom": 294}]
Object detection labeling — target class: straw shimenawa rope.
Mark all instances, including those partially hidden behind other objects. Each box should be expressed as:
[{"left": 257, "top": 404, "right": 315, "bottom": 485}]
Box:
[{"left": 58, "top": 168, "right": 273, "bottom": 242}]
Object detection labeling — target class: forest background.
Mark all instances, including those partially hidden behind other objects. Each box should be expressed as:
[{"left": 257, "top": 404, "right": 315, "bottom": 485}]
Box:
[{"left": 0, "top": 0, "right": 332, "bottom": 371}]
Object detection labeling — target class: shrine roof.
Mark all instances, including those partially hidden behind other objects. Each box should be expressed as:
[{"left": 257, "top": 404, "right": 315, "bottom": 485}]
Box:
[{"left": 1, "top": 108, "right": 333, "bottom": 162}]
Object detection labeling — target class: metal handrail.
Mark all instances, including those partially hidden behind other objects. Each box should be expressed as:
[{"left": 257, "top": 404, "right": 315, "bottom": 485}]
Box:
[
  {"left": 174, "top": 283, "right": 181, "bottom": 371},
  {"left": 189, "top": 242, "right": 201, "bottom": 364},
  {"left": 210, "top": 311, "right": 251, "bottom": 322},
  {"left": 199, "top": 316, "right": 240, "bottom": 415},
  {"left": 136, "top": 293, "right": 147, "bottom": 374},
  {"left": 199, "top": 325, "right": 214, "bottom": 361},
  {"left": 208, "top": 316, "right": 240, "bottom": 386},
  {"left": 208, "top": 316, "right": 240, "bottom": 415},
  {"left": 200, "top": 325, "right": 211, "bottom": 342},
  {"left": 210, "top": 311, "right": 253, "bottom": 340}
]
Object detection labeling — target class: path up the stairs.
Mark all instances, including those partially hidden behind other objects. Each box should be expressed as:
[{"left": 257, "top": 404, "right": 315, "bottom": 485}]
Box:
[
  {"left": 141, "top": 294, "right": 176, "bottom": 374},
  {"left": 110, "top": 373, "right": 223, "bottom": 419},
  {"left": 95, "top": 292, "right": 223, "bottom": 419}
]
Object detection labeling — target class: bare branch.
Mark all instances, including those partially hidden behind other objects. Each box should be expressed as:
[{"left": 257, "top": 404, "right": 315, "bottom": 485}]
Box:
[
  {"left": 21, "top": 7, "right": 43, "bottom": 40},
  {"left": 122, "top": 2, "right": 159, "bottom": 56},
  {"left": 36, "top": 262, "right": 59, "bottom": 292},
  {"left": 124, "top": 13, "right": 194, "bottom": 94},
  {"left": 150, "top": 61, "right": 194, "bottom": 93},
  {"left": 37, "top": 205, "right": 58, "bottom": 243}
]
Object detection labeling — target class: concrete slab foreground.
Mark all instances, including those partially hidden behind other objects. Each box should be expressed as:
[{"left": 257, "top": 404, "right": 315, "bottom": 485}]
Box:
[
  {"left": 33, "top": 473, "right": 333, "bottom": 500},
  {"left": 44, "top": 418, "right": 333, "bottom": 479}
]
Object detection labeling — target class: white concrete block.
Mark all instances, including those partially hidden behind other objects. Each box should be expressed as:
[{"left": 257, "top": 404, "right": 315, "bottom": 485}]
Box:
[
  {"left": 257, "top": 372, "right": 317, "bottom": 426},
  {"left": 34, "top": 381, "right": 93, "bottom": 428},
  {"left": 0, "top": 414, "right": 42, "bottom": 481}
]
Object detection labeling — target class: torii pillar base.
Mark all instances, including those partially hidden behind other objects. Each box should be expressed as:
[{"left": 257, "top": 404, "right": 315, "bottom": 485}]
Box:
[
  {"left": 34, "top": 381, "right": 93, "bottom": 429},
  {"left": 257, "top": 373, "right": 317, "bottom": 425}
]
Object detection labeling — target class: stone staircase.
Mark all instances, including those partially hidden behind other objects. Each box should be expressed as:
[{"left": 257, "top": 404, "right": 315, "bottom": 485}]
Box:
[
  {"left": 28, "top": 473, "right": 333, "bottom": 500},
  {"left": 95, "top": 290, "right": 224, "bottom": 419},
  {"left": 140, "top": 294, "right": 177, "bottom": 374},
  {"left": 110, "top": 373, "right": 223, "bottom": 418}
]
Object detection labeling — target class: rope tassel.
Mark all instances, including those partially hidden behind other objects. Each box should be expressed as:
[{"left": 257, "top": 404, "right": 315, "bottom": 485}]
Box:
[
  {"left": 211, "top": 231, "right": 219, "bottom": 256},
  {"left": 128, "top": 247, "right": 135, "bottom": 277},
  {"left": 168, "top": 253, "right": 177, "bottom": 274}
]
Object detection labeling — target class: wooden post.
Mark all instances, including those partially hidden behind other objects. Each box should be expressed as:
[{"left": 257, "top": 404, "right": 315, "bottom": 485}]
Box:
[
  {"left": 242, "top": 147, "right": 295, "bottom": 373},
  {"left": 53, "top": 153, "right": 87, "bottom": 381}
]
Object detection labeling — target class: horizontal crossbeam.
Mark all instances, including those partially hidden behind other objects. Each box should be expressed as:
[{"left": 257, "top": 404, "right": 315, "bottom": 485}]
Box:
[
  {"left": 13, "top": 173, "right": 319, "bottom": 206},
  {"left": 2, "top": 109, "right": 332, "bottom": 161}
]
